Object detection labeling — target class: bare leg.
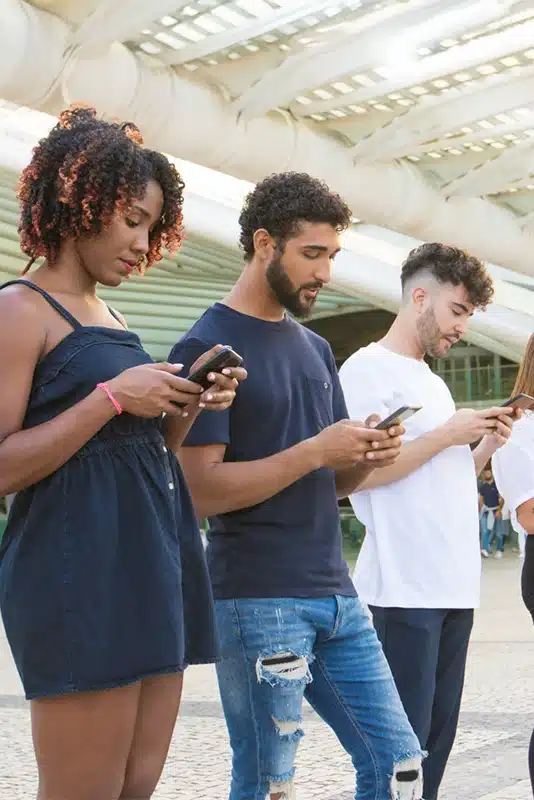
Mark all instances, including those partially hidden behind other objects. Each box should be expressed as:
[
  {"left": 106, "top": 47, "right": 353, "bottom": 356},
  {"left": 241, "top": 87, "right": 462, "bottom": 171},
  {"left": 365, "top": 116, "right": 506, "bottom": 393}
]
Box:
[
  {"left": 32, "top": 682, "right": 142, "bottom": 800},
  {"left": 120, "top": 672, "right": 184, "bottom": 799}
]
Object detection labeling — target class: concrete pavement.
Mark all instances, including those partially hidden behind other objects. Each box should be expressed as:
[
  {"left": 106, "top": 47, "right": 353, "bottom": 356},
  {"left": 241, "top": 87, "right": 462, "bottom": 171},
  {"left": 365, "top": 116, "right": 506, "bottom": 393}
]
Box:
[{"left": 0, "top": 551, "right": 532, "bottom": 799}]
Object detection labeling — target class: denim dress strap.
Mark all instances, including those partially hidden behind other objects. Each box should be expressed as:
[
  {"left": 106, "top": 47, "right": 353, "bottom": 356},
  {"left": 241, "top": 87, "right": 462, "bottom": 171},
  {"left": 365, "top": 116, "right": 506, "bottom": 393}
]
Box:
[
  {"left": 107, "top": 306, "right": 126, "bottom": 329},
  {"left": 0, "top": 279, "right": 81, "bottom": 329}
]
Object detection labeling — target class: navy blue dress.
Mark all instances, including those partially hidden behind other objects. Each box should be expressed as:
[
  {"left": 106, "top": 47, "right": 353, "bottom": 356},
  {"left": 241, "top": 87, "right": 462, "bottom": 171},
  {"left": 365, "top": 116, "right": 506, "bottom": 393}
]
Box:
[{"left": 0, "top": 280, "right": 218, "bottom": 700}]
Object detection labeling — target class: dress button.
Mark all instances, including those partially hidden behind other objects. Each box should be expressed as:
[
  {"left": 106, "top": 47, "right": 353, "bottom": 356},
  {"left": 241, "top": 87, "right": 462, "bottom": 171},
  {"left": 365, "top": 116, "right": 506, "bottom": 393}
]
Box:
[
  {"left": 324, "top": 382, "right": 328, "bottom": 389},
  {"left": 162, "top": 445, "right": 167, "bottom": 453},
  {"left": 168, "top": 482, "right": 174, "bottom": 490}
]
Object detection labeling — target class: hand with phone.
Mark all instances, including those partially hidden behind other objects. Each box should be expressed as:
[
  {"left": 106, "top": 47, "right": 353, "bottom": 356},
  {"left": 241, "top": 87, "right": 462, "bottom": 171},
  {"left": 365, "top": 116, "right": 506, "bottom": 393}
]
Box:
[
  {"left": 186, "top": 344, "right": 247, "bottom": 412},
  {"left": 374, "top": 405, "right": 422, "bottom": 430},
  {"left": 107, "top": 363, "right": 204, "bottom": 418},
  {"left": 312, "top": 419, "right": 404, "bottom": 471},
  {"left": 364, "top": 411, "right": 408, "bottom": 469},
  {"left": 501, "top": 393, "right": 534, "bottom": 412},
  {"left": 443, "top": 406, "right": 515, "bottom": 448}
]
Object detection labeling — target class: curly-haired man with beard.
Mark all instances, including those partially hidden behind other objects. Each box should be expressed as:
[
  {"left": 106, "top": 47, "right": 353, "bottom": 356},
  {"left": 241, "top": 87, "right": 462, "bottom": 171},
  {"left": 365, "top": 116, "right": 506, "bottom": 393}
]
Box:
[
  {"left": 169, "top": 172, "right": 425, "bottom": 799},
  {"left": 340, "top": 242, "right": 517, "bottom": 800}
]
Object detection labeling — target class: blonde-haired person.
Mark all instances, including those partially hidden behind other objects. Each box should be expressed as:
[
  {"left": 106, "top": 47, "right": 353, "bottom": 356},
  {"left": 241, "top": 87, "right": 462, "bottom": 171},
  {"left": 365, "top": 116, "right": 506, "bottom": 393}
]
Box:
[{"left": 492, "top": 333, "right": 534, "bottom": 792}]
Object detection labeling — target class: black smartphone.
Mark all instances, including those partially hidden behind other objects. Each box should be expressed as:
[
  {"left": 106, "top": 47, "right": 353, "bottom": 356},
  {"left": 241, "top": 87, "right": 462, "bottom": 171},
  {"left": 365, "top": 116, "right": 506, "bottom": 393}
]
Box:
[
  {"left": 188, "top": 346, "right": 243, "bottom": 390},
  {"left": 501, "top": 393, "right": 534, "bottom": 410},
  {"left": 171, "top": 347, "right": 243, "bottom": 409},
  {"left": 375, "top": 405, "right": 423, "bottom": 430}
]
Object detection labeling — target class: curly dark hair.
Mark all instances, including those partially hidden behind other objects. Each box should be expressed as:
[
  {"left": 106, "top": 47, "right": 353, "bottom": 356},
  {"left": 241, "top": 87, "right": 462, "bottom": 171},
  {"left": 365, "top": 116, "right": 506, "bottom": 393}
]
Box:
[
  {"left": 17, "top": 105, "right": 185, "bottom": 273},
  {"left": 238, "top": 172, "right": 352, "bottom": 260},
  {"left": 400, "top": 242, "right": 494, "bottom": 309}
]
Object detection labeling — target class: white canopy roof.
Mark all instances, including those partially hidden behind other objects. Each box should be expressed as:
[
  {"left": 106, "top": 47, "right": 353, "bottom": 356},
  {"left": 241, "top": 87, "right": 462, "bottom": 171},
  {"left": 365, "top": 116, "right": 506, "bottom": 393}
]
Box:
[{"left": 1, "top": 0, "right": 534, "bottom": 276}]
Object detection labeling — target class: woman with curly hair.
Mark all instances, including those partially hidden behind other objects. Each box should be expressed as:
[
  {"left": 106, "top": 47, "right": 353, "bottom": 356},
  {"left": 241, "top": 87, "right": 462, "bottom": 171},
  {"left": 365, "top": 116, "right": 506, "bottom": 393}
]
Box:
[{"left": 0, "top": 106, "right": 246, "bottom": 800}]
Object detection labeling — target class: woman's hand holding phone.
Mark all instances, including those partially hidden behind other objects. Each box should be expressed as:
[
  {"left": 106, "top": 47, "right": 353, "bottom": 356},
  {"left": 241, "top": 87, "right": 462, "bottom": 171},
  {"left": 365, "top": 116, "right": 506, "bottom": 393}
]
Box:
[{"left": 187, "top": 345, "right": 247, "bottom": 412}]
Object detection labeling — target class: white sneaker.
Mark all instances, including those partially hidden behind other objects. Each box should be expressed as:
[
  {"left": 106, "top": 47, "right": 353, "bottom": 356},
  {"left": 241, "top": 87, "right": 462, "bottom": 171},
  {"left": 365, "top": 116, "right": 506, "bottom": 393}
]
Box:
[
  {"left": 481, "top": 549, "right": 489, "bottom": 558},
  {"left": 494, "top": 551, "right": 503, "bottom": 559}
]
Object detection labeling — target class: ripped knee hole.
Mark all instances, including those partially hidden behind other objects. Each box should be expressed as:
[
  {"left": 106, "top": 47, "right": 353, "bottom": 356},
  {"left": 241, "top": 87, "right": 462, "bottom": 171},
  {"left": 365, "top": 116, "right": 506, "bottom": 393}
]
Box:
[
  {"left": 257, "top": 652, "right": 310, "bottom": 681},
  {"left": 391, "top": 756, "right": 423, "bottom": 799}
]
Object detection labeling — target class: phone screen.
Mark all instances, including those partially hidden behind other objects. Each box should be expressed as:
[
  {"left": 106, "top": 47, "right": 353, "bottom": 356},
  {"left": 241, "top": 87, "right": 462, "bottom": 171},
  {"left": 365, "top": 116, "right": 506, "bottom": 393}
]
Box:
[
  {"left": 375, "top": 405, "right": 423, "bottom": 430},
  {"left": 172, "top": 347, "right": 243, "bottom": 406},
  {"left": 188, "top": 347, "right": 243, "bottom": 389}
]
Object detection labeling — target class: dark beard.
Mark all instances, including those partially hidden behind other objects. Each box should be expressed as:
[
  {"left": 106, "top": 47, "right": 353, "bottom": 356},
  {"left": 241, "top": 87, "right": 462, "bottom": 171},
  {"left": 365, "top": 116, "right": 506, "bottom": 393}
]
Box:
[{"left": 266, "top": 254, "right": 318, "bottom": 318}]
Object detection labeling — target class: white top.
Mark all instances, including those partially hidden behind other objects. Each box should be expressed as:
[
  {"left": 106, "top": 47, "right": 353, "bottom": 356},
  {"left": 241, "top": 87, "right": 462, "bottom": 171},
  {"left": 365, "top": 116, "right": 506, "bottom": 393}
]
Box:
[
  {"left": 492, "top": 413, "right": 534, "bottom": 538},
  {"left": 339, "top": 342, "right": 481, "bottom": 609}
]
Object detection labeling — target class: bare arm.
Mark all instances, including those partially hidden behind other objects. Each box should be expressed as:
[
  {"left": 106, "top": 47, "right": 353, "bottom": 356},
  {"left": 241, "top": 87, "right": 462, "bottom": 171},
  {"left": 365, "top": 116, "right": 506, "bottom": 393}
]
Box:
[
  {"left": 517, "top": 499, "right": 534, "bottom": 535},
  {"left": 163, "top": 407, "right": 201, "bottom": 452},
  {"left": 178, "top": 420, "right": 402, "bottom": 518},
  {"left": 355, "top": 426, "right": 450, "bottom": 491},
  {"left": 0, "top": 296, "right": 117, "bottom": 496},
  {"left": 473, "top": 437, "right": 501, "bottom": 476},
  {"left": 335, "top": 464, "right": 375, "bottom": 498},
  {"left": 334, "top": 419, "right": 403, "bottom": 497},
  {"left": 355, "top": 408, "right": 515, "bottom": 492},
  {"left": 163, "top": 352, "right": 247, "bottom": 452},
  {"left": 178, "top": 440, "right": 322, "bottom": 519}
]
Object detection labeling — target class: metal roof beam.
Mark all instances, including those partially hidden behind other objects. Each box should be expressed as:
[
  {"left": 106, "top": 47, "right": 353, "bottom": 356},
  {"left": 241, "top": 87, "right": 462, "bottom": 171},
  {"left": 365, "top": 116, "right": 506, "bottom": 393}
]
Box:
[
  {"left": 233, "top": 0, "right": 510, "bottom": 119},
  {"left": 297, "top": 10, "right": 533, "bottom": 117},
  {"left": 350, "top": 69, "right": 534, "bottom": 161},
  {"left": 158, "top": 0, "right": 345, "bottom": 67},
  {"left": 67, "top": 1, "right": 192, "bottom": 50},
  {"left": 405, "top": 117, "right": 534, "bottom": 158},
  {"left": 3, "top": 0, "right": 534, "bottom": 277},
  {"left": 443, "top": 137, "right": 534, "bottom": 197}
]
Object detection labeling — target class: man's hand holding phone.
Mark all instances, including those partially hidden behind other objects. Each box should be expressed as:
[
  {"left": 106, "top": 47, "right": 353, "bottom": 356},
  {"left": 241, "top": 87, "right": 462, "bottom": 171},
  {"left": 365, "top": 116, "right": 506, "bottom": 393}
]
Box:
[
  {"left": 312, "top": 418, "right": 405, "bottom": 472},
  {"left": 365, "top": 414, "right": 405, "bottom": 468},
  {"left": 443, "top": 407, "right": 515, "bottom": 448}
]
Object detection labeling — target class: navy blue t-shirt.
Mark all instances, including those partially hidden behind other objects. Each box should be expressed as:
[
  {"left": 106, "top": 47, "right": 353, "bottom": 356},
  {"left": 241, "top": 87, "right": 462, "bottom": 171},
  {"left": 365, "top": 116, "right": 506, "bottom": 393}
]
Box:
[
  {"left": 479, "top": 480, "right": 500, "bottom": 509},
  {"left": 169, "top": 303, "right": 356, "bottom": 600}
]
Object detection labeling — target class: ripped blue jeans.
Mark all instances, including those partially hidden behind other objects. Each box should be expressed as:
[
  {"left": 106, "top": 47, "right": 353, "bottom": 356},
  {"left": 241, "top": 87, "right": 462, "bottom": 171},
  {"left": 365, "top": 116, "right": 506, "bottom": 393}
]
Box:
[{"left": 215, "top": 595, "right": 423, "bottom": 800}]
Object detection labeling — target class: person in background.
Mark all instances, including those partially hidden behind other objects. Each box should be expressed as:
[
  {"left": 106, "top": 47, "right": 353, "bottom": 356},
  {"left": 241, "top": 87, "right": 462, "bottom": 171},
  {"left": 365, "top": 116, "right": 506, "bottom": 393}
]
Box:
[
  {"left": 492, "top": 332, "right": 534, "bottom": 794},
  {"left": 339, "top": 243, "right": 516, "bottom": 800},
  {"left": 0, "top": 107, "right": 246, "bottom": 800},
  {"left": 478, "top": 466, "right": 505, "bottom": 558},
  {"left": 170, "top": 173, "right": 424, "bottom": 800}
]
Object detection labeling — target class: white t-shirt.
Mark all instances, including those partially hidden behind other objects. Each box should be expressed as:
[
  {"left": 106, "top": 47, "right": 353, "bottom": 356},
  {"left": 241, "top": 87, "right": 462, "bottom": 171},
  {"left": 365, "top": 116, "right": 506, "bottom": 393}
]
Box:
[
  {"left": 492, "top": 413, "right": 534, "bottom": 538},
  {"left": 339, "top": 342, "right": 481, "bottom": 609}
]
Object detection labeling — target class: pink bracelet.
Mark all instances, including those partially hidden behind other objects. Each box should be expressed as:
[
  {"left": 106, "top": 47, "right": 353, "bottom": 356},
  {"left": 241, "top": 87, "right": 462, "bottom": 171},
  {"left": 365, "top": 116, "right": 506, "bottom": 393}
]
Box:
[{"left": 97, "top": 382, "right": 123, "bottom": 415}]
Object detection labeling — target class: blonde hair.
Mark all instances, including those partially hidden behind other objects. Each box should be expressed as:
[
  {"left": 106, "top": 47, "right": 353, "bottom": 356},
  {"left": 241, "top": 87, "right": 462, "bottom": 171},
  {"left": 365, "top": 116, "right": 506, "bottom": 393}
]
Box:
[{"left": 512, "top": 333, "right": 534, "bottom": 398}]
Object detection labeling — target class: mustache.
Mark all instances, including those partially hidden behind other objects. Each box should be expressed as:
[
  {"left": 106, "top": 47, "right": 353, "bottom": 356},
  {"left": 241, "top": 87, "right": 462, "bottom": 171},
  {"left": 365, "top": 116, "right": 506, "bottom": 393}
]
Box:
[{"left": 300, "top": 282, "right": 323, "bottom": 291}]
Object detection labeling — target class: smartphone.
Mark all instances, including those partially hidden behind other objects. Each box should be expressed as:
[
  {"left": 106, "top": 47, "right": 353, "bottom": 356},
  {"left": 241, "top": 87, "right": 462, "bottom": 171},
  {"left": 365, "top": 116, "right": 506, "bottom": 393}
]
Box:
[
  {"left": 375, "top": 405, "right": 423, "bottom": 430},
  {"left": 188, "top": 346, "right": 243, "bottom": 390},
  {"left": 171, "top": 347, "right": 243, "bottom": 409},
  {"left": 501, "top": 393, "right": 534, "bottom": 410}
]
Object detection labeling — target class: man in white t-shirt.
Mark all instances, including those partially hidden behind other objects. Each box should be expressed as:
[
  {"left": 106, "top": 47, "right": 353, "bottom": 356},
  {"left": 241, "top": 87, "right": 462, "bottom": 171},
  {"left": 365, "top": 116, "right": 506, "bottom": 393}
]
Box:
[{"left": 339, "top": 243, "right": 515, "bottom": 800}]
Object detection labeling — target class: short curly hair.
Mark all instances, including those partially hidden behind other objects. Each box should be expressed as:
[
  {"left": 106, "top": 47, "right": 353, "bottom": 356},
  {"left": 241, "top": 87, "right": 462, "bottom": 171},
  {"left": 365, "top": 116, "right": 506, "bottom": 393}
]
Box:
[
  {"left": 401, "top": 242, "right": 494, "bottom": 309},
  {"left": 238, "top": 172, "right": 352, "bottom": 260},
  {"left": 17, "top": 105, "right": 185, "bottom": 273}
]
